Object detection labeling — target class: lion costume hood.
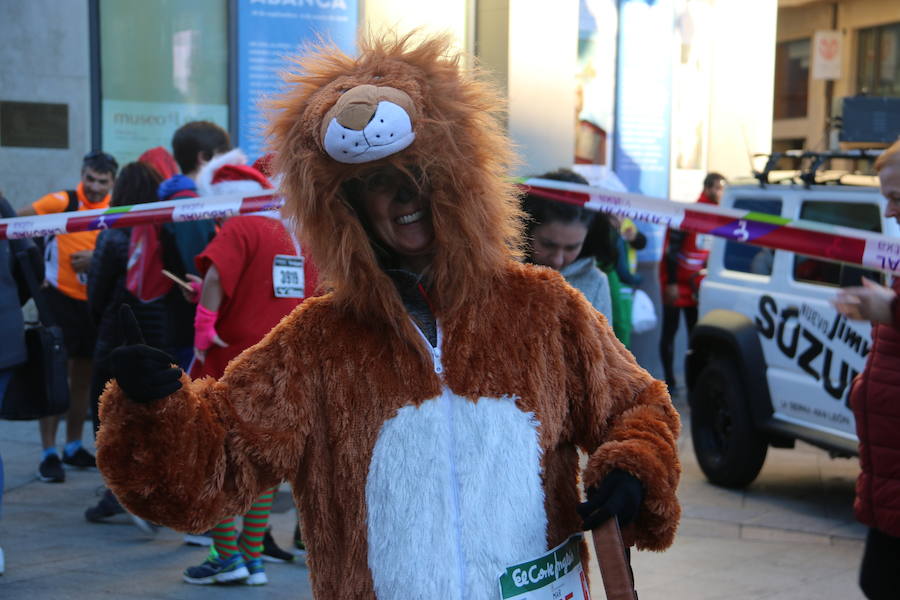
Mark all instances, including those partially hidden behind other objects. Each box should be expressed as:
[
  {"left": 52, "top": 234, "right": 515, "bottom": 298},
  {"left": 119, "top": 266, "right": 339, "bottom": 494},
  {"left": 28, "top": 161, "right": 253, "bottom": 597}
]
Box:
[
  {"left": 98, "top": 32, "right": 680, "bottom": 600},
  {"left": 268, "top": 32, "right": 523, "bottom": 349}
]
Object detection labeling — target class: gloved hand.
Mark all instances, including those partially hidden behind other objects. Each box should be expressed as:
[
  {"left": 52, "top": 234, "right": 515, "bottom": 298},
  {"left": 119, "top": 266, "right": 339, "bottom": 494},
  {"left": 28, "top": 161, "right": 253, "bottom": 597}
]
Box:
[
  {"left": 180, "top": 273, "right": 203, "bottom": 304},
  {"left": 109, "top": 305, "right": 183, "bottom": 403},
  {"left": 577, "top": 469, "right": 644, "bottom": 530}
]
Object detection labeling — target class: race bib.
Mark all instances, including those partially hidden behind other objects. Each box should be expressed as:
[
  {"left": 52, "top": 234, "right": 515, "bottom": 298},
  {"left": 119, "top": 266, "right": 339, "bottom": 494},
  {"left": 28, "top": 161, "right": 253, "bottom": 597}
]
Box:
[
  {"left": 273, "top": 254, "right": 304, "bottom": 298},
  {"left": 498, "top": 534, "right": 591, "bottom": 600}
]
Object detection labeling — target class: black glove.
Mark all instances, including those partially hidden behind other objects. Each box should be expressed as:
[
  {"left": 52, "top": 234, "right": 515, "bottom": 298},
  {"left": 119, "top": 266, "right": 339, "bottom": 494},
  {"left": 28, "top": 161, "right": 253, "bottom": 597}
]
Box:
[
  {"left": 577, "top": 469, "right": 644, "bottom": 530},
  {"left": 109, "top": 305, "right": 183, "bottom": 403}
]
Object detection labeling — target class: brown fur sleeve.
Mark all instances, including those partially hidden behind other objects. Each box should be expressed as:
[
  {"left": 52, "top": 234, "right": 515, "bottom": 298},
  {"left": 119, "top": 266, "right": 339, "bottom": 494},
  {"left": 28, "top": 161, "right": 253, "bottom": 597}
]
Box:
[
  {"left": 97, "top": 304, "right": 320, "bottom": 533},
  {"left": 563, "top": 285, "right": 682, "bottom": 551}
]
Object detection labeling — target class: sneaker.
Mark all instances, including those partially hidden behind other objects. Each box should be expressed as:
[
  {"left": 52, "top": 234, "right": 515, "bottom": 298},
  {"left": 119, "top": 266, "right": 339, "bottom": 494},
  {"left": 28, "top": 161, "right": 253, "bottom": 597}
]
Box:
[
  {"left": 293, "top": 523, "right": 307, "bottom": 558},
  {"left": 62, "top": 447, "right": 96, "bottom": 468},
  {"left": 85, "top": 489, "right": 124, "bottom": 522},
  {"left": 183, "top": 531, "right": 214, "bottom": 546},
  {"left": 261, "top": 528, "right": 294, "bottom": 563},
  {"left": 38, "top": 454, "right": 65, "bottom": 483},
  {"left": 182, "top": 553, "right": 249, "bottom": 585},
  {"left": 244, "top": 558, "right": 267, "bottom": 585}
]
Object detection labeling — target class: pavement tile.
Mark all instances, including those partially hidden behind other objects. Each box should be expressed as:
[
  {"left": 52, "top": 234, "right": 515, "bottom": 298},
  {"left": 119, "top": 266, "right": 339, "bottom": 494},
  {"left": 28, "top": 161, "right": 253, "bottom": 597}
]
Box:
[
  {"left": 675, "top": 516, "right": 740, "bottom": 539},
  {"left": 741, "top": 525, "right": 831, "bottom": 544},
  {"left": 1, "top": 401, "right": 869, "bottom": 599}
]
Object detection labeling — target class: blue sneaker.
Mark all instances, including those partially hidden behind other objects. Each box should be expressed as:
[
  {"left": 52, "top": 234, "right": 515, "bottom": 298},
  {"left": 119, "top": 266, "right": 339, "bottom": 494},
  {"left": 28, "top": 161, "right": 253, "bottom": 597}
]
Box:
[
  {"left": 244, "top": 558, "right": 268, "bottom": 586},
  {"left": 182, "top": 553, "right": 249, "bottom": 585}
]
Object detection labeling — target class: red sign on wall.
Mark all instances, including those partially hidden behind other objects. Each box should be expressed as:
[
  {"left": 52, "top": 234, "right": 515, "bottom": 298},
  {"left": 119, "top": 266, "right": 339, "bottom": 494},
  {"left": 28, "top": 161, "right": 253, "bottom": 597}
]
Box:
[{"left": 812, "top": 30, "right": 842, "bottom": 80}]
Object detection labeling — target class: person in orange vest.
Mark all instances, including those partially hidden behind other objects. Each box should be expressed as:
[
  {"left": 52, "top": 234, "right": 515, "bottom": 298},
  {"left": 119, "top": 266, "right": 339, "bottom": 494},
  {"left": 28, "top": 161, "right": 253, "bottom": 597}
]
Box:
[
  {"left": 658, "top": 172, "right": 725, "bottom": 392},
  {"left": 17, "top": 151, "right": 118, "bottom": 483}
]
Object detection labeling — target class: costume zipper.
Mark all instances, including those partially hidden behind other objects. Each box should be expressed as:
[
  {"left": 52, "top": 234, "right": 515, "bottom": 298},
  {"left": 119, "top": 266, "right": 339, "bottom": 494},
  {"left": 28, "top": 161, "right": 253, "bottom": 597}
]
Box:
[{"left": 413, "top": 323, "right": 464, "bottom": 594}]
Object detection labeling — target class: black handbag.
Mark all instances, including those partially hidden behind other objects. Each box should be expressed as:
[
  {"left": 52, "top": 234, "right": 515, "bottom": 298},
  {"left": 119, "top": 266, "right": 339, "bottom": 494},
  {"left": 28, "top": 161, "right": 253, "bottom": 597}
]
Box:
[{"left": 0, "top": 244, "right": 70, "bottom": 420}]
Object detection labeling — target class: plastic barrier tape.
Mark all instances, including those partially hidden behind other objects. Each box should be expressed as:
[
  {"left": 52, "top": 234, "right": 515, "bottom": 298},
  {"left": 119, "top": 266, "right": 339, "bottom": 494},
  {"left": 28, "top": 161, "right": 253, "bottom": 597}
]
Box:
[
  {"left": 0, "top": 193, "right": 280, "bottom": 241},
  {"left": 1, "top": 181, "right": 897, "bottom": 275},
  {"left": 523, "top": 178, "right": 898, "bottom": 277}
]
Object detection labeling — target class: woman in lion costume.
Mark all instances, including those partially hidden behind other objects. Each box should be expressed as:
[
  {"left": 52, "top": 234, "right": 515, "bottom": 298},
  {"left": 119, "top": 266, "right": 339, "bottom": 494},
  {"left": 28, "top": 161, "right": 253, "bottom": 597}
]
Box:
[{"left": 98, "top": 32, "right": 680, "bottom": 598}]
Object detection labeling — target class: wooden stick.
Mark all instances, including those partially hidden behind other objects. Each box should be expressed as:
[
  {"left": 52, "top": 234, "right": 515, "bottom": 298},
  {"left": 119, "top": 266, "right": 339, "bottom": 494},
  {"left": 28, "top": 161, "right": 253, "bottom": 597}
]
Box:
[
  {"left": 592, "top": 518, "right": 638, "bottom": 600},
  {"left": 161, "top": 269, "right": 194, "bottom": 292}
]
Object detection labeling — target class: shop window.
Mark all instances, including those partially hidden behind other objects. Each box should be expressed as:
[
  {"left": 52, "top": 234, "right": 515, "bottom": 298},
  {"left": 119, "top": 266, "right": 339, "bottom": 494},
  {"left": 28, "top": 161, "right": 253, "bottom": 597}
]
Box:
[
  {"left": 857, "top": 22, "right": 900, "bottom": 97},
  {"left": 793, "top": 200, "right": 883, "bottom": 287},
  {"left": 723, "top": 198, "right": 782, "bottom": 275},
  {"left": 774, "top": 38, "right": 810, "bottom": 119},
  {"left": 99, "top": 0, "right": 229, "bottom": 166}
]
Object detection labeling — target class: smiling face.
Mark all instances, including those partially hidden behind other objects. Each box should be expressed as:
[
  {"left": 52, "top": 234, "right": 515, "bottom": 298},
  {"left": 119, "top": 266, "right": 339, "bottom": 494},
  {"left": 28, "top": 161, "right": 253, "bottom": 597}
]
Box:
[
  {"left": 81, "top": 167, "right": 115, "bottom": 205},
  {"left": 360, "top": 166, "right": 434, "bottom": 270}
]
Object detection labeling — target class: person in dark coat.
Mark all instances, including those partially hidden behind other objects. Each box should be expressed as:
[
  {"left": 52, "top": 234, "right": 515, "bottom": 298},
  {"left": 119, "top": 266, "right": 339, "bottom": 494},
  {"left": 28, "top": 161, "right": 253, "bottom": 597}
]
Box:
[
  {"left": 84, "top": 163, "right": 167, "bottom": 530},
  {"left": 0, "top": 195, "right": 28, "bottom": 389},
  {"left": 834, "top": 139, "right": 900, "bottom": 600},
  {"left": 0, "top": 192, "right": 35, "bottom": 574}
]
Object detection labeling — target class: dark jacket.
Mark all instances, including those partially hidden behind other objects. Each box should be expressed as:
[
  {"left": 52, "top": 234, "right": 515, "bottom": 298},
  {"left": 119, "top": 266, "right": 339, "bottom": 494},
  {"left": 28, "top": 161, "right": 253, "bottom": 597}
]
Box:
[
  {"left": 157, "top": 175, "right": 216, "bottom": 348},
  {"left": 0, "top": 196, "right": 27, "bottom": 370},
  {"left": 851, "top": 278, "right": 900, "bottom": 537},
  {"left": 88, "top": 227, "right": 168, "bottom": 358}
]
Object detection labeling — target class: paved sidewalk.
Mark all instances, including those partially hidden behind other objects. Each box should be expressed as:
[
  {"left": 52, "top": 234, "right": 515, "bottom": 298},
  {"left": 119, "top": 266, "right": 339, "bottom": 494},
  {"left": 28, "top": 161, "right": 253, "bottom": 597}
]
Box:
[
  {"left": 0, "top": 390, "right": 868, "bottom": 599},
  {"left": 601, "top": 406, "right": 867, "bottom": 599},
  {"left": 0, "top": 418, "right": 314, "bottom": 599}
]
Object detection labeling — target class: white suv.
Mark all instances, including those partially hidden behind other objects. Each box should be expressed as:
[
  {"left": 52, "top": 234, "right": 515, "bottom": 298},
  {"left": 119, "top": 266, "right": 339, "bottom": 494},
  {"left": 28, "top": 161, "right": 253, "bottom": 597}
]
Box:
[{"left": 686, "top": 178, "right": 899, "bottom": 488}]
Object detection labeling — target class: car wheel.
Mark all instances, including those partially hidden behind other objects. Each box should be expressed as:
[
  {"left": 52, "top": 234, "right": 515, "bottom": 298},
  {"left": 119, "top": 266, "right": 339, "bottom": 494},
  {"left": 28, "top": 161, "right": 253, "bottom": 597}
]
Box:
[{"left": 690, "top": 359, "right": 768, "bottom": 488}]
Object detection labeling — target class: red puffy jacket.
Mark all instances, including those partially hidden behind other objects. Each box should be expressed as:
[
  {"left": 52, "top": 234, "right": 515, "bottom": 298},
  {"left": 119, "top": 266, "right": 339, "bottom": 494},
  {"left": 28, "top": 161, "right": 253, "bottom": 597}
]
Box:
[
  {"left": 851, "top": 278, "right": 900, "bottom": 537},
  {"left": 659, "top": 192, "right": 716, "bottom": 307}
]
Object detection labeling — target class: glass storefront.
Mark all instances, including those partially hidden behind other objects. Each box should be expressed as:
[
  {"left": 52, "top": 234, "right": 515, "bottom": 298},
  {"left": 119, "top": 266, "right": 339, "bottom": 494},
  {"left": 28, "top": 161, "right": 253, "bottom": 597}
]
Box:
[{"left": 99, "top": 0, "right": 229, "bottom": 166}]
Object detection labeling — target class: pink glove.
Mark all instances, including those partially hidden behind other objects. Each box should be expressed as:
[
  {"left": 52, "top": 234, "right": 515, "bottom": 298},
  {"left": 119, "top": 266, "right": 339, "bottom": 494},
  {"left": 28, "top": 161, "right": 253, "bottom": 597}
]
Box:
[
  {"left": 189, "top": 280, "right": 202, "bottom": 302},
  {"left": 194, "top": 305, "right": 222, "bottom": 351}
]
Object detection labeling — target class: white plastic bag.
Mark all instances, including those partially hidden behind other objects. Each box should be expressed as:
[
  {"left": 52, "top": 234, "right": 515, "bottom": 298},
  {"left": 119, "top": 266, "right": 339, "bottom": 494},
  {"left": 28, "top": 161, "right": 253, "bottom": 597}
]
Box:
[{"left": 631, "top": 288, "right": 658, "bottom": 334}]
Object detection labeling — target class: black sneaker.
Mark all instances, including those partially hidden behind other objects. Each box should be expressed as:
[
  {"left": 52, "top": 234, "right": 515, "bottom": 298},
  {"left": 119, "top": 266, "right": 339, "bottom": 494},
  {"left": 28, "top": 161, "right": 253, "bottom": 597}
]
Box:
[
  {"left": 261, "top": 528, "right": 294, "bottom": 563},
  {"left": 62, "top": 447, "right": 96, "bottom": 468},
  {"left": 85, "top": 489, "right": 125, "bottom": 522},
  {"left": 38, "top": 454, "right": 65, "bottom": 483}
]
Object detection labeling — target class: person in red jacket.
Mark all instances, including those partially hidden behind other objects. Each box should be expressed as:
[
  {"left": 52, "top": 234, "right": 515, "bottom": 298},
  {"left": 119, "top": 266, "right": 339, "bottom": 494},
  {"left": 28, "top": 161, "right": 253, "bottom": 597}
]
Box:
[
  {"left": 658, "top": 172, "right": 725, "bottom": 391},
  {"left": 834, "top": 140, "right": 900, "bottom": 600},
  {"left": 179, "top": 151, "right": 317, "bottom": 585}
]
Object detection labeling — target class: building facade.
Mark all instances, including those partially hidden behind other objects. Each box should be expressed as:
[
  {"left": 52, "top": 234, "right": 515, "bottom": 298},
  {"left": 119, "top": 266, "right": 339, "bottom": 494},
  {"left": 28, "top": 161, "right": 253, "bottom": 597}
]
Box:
[
  {"left": 773, "top": 0, "right": 900, "bottom": 154},
  {"left": 2, "top": 0, "right": 776, "bottom": 214}
]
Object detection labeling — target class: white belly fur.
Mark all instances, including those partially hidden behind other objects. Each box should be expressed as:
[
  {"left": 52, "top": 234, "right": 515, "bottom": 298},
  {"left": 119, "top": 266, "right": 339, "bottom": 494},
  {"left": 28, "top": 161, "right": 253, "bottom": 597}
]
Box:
[{"left": 365, "top": 390, "right": 547, "bottom": 600}]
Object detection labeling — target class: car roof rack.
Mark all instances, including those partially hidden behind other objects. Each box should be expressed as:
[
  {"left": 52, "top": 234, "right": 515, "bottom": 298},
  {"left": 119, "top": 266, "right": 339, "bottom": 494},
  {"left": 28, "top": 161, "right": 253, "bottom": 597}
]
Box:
[{"left": 753, "top": 149, "right": 883, "bottom": 188}]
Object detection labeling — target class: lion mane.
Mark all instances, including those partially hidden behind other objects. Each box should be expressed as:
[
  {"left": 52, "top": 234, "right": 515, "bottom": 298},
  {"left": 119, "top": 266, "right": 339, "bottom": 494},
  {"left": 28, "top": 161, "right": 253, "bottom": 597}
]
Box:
[{"left": 267, "top": 31, "right": 525, "bottom": 349}]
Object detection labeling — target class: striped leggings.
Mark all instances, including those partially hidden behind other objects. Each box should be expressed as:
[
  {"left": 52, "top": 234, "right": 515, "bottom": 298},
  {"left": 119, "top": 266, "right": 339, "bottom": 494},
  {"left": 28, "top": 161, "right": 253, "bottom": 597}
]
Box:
[{"left": 210, "top": 487, "right": 276, "bottom": 560}]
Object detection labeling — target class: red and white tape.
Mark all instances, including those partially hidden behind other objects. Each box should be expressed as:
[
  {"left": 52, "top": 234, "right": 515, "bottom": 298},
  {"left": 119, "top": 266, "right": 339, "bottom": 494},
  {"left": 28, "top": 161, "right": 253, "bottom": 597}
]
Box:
[{"left": 2, "top": 181, "right": 898, "bottom": 276}]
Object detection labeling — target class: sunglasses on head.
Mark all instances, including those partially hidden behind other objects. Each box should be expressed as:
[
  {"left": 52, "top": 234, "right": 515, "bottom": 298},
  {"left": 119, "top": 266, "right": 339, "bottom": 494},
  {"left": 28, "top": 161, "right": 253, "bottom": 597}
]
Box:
[{"left": 83, "top": 150, "right": 119, "bottom": 171}]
